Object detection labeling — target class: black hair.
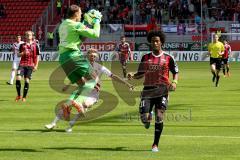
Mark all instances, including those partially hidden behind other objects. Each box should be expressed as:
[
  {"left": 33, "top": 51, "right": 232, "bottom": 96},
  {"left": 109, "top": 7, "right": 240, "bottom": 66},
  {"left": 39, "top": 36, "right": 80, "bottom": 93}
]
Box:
[{"left": 147, "top": 30, "right": 166, "bottom": 44}]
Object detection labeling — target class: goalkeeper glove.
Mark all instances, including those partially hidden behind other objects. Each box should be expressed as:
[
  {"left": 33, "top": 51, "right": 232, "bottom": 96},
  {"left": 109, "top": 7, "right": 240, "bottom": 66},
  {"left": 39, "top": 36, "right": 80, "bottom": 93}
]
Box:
[{"left": 83, "top": 9, "right": 102, "bottom": 26}]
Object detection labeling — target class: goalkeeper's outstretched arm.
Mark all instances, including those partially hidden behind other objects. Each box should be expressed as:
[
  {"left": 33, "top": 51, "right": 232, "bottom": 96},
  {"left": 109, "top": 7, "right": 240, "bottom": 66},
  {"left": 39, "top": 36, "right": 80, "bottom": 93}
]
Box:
[{"left": 76, "top": 9, "right": 102, "bottom": 38}]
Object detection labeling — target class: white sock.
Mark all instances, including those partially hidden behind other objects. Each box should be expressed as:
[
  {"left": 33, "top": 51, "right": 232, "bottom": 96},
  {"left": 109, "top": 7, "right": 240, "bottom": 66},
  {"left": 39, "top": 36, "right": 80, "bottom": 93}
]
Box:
[
  {"left": 52, "top": 116, "right": 60, "bottom": 125},
  {"left": 69, "top": 113, "right": 81, "bottom": 127},
  {"left": 10, "top": 70, "right": 15, "bottom": 84}
]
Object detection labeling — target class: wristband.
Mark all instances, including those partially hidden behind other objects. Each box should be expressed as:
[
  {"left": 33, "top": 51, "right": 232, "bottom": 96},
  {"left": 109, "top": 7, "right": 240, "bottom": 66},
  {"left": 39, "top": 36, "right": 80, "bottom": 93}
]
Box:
[{"left": 172, "top": 80, "right": 178, "bottom": 84}]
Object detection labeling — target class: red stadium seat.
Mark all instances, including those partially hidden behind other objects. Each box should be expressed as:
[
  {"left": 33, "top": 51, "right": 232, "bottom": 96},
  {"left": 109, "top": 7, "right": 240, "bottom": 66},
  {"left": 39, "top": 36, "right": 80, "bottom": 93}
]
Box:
[{"left": 0, "top": 0, "right": 51, "bottom": 42}]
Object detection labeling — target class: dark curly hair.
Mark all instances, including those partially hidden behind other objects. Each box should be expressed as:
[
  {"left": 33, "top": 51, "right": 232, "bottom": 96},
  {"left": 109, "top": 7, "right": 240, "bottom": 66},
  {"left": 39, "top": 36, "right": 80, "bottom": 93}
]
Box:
[{"left": 147, "top": 30, "right": 166, "bottom": 45}]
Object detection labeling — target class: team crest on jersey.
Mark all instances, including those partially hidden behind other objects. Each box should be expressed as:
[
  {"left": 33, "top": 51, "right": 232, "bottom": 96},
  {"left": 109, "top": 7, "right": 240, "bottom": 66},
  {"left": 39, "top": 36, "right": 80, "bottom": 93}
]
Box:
[{"left": 161, "top": 59, "right": 166, "bottom": 62}]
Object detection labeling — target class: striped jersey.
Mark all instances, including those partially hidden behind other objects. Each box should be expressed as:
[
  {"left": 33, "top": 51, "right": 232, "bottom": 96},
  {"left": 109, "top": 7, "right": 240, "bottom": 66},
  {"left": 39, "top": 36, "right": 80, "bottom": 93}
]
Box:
[
  {"left": 136, "top": 52, "right": 178, "bottom": 87},
  {"left": 223, "top": 43, "right": 231, "bottom": 59},
  {"left": 116, "top": 42, "right": 131, "bottom": 61},
  {"left": 19, "top": 42, "right": 40, "bottom": 67}
]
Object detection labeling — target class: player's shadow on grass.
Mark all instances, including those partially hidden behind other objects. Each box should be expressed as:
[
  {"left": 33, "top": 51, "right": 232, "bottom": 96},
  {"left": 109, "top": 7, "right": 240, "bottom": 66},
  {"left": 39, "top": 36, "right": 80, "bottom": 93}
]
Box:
[
  {"left": 44, "top": 147, "right": 149, "bottom": 152},
  {"left": 167, "top": 125, "right": 240, "bottom": 128},
  {"left": 75, "top": 105, "right": 193, "bottom": 126},
  {"left": 0, "top": 148, "right": 42, "bottom": 152},
  {"left": 0, "top": 99, "right": 8, "bottom": 101},
  {"left": 169, "top": 103, "right": 193, "bottom": 108},
  {"left": 224, "top": 89, "right": 240, "bottom": 92},
  {"left": 180, "top": 85, "right": 204, "bottom": 88},
  {"left": 16, "top": 129, "right": 66, "bottom": 133}
]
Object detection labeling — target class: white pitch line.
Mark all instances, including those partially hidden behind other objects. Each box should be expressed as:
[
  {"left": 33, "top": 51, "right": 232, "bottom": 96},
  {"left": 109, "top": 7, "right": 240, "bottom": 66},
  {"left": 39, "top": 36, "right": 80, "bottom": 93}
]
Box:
[
  {"left": 0, "top": 130, "right": 240, "bottom": 139},
  {"left": 163, "top": 135, "right": 240, "bottom": 139}
]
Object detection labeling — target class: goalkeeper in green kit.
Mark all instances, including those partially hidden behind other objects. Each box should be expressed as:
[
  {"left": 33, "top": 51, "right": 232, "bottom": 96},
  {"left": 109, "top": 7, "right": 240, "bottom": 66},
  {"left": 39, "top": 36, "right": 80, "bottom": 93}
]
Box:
[{"left": 52, "top": 5, "right": 103, "bottom": 121}]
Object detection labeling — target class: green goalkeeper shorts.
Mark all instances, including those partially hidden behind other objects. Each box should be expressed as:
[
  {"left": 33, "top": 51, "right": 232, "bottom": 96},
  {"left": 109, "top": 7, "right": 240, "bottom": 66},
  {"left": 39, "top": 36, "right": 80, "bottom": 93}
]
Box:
[{"left": 59, "top": 50, "right": 93, "bottom": 84}]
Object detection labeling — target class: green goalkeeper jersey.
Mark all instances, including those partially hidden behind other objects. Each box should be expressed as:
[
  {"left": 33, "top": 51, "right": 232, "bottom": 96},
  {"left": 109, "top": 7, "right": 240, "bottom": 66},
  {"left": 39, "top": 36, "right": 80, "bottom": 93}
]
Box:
[{"left": 58, "top": 19, "right": 100, "bottom": 54}]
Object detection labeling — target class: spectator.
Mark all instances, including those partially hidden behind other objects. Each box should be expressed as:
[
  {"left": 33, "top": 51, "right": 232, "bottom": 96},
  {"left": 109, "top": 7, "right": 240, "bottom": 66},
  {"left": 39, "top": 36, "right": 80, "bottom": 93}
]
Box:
[
  {"left": 105, "top": 0, "right": 110, "bottom": 9},
  {"left": 188, "top": 1, "right": 195, "bottom": 16},
  {"left": 145, "top": 3, "right": 151, "bottom": 23},
  {"left": 0, "top": 3, "right": 4, "bottom": 10},
  {"left": 56, "top": 0, "right": 62, "bottom": 16},
  {"left": 150, "top": 5, "right": 156, "bottom": 19},
  {"left": 155, "top": 6, "right": 162, "bottom": 24},
  {"left": 147, "top": 17, "right": 158, "bottom": 32},
  {"left": 140, "top": 8, "right": 146, "bottom": 24},
  {"left": 135, "top": 5, "right": 141, "bottom": 24},
  {"left": 76, "top": 0, "right": 80, "bottom": 5},
  {"left": 194, "top": 12, "right": 201, "bottom": 25},
  {"left": 47, "top": 31, "right": 54, "bottom": 47},
  {"left": 62, "top": 5, "right": 68, "bottom": 19},
  {"left": 63, "top": 0, "right": 239, "bottom": 25},
  {"left": 202, "top": 0, "right": 209, "bottom": 18},
  {"left": 0, "top": 10, "right": 3, "bottom": 18},
  {"left": 0, "top": 3, "right": 6, "bottom": 18},
  {"left": 37, "top": 26, "right": 43, "bottom": 41},
  {"left": 238, "top": 13, "right": 240, "bottom": 23},
  {"left": 181, "top": 2, "right": 189, "bottom": 22},
  {"left": 79, "top": 0, "right": 86, "bottom": 12}
]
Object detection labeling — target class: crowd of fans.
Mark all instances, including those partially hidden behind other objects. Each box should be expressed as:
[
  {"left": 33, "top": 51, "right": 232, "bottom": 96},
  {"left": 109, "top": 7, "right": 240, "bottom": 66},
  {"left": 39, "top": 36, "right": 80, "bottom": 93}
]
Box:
[
  {"left": 1, "top": 0, "right": 240, "bottom": 23},
  {"left": 69, "top": 0, "right": 240, "bottom": 24}
]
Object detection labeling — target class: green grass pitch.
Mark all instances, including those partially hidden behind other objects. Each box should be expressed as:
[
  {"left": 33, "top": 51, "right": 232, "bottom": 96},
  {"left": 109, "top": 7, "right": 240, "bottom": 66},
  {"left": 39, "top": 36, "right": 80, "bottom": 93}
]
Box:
[{"left": 0, "top": 61, "right": 240, "bottom": 160}]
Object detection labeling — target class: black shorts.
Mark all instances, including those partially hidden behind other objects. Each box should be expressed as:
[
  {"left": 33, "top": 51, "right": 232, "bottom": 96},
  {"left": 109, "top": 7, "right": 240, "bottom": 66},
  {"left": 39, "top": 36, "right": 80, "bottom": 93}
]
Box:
[
  {"left": 139, "top": 95, "right": 168, "bottom": 114},
  {"left": 210, "top": 57, "right": 222, "bottom": 70},
  {"left": 17, "top": 66, "right": 33, "bottom": 79},
  {"left": 120, "top": 59, "right": 127, "bottom": 66},
  {"left": 222, "top": 58, "right": 228, "bottom": 65}
]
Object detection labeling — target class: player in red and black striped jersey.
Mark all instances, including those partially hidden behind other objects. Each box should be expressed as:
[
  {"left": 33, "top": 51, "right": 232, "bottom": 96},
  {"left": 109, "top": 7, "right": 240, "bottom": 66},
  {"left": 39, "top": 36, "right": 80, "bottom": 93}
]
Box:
[
  {"left": 222, "top": 40, "right": 231, "bottom": 77},
  {"left": 115, "top": 36, "right": 131, "bottom": 78},
  {"left": 15, "top": 31, "right": 40, "bottom": 102},
  {"left": 128, "top": 30, "right": 179, "bottom": 152}
]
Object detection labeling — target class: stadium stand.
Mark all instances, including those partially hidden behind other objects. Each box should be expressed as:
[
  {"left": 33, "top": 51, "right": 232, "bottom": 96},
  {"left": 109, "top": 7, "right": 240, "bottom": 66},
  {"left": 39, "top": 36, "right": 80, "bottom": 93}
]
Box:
[
  {"left": 0, "top": 0, "right": 239, "bottom": 50},
  {"left": 0, "top": 0, "right": 50, "bottom": 44}
]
